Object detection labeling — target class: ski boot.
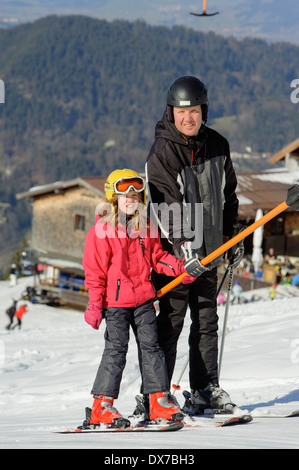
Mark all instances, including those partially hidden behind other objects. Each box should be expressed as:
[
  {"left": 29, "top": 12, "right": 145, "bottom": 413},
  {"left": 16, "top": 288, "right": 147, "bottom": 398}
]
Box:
[
  {"left": 182, "top": 389, "right": 210, "bottom": 416},
  {"left": 149, "top": 391, "right": 184, "bottom": 423},
  {"left": 79, "top": 395, "right": 130, "bottom": 430},
  {"left": 202, "top": 383, "right": 237, "bottom": 414},
  {"left": 132, "top": 394, "right": 150, "bottom": 421},
  {"left": 183, "top": 384, "right": 237, "bottom": 415}
]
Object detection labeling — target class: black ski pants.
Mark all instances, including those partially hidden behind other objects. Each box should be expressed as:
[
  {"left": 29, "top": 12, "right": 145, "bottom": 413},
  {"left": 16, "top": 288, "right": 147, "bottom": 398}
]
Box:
[
  {"left": 91, "top": 299, "right": 169, "bottom": 398},
  {"left": 152, "top": 268, "right": 219, "bottom": 391}
]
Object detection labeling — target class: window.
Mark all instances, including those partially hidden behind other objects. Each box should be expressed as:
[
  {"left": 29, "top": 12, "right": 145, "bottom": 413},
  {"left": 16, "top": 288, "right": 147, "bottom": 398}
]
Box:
[{"left": 74, "top": 214, "right": 85, "bottom": 232}]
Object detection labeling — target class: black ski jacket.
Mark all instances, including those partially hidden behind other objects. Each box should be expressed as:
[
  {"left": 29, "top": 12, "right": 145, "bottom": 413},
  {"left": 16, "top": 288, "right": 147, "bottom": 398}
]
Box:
[{"left": 145, "top": 110, "right": 239, "bottom": 266}]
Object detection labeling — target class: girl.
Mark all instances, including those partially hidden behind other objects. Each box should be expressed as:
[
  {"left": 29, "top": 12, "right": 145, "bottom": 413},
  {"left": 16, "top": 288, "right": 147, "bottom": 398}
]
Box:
[{"left": 82, "top": 169, "right": 194, "bottom": 427}]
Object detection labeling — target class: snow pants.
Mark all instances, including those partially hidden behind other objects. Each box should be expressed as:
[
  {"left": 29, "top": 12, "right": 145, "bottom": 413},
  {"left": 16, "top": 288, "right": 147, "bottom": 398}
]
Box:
[
  {"left": 152, "top": 268, "right": 219, "bottom": 391},
  {"left": 91, "top": 299, "right": 169, "bottom": 398}
]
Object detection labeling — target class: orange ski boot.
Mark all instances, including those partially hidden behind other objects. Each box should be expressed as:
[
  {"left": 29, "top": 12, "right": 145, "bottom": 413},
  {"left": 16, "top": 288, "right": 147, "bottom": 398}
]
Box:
[
  {"left": 149, "top": 391, "right": 184, "bottom": 422},
  {"left": 90, "top": 395, "right": 123, "bottom": 424}
]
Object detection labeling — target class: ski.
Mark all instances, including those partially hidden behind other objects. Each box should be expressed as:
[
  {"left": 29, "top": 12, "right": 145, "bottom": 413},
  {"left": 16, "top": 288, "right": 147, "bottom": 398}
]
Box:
[
  {"left": 198, "top": 407, "right": 299, "bottom": 420},
  {"left": 185, "top": 407, "right": 299, "bottom": 420},
  {"left": 53, "top": 406, "right": 184, "bottom": 433},
  {"left": 217, "top": 415, "right": 252, "bottom": 426},
  {"left": 54, "top": 415, "right": 252, "bottom": 433},
  {"left": 53, "top": 422, "right": 184, "bottom": 433},
  {"left": 184, "top": 406, "right": 299, "bottom": 421},
  {"left": 183, "top": 414, "right": 252, "bottom": 428},
  {"left": 249, "top": 409, "right": 299, "bottom": 419}
]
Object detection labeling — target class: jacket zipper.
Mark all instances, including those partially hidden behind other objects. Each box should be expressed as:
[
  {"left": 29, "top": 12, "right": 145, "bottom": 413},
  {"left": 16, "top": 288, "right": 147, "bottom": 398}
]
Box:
[
  {"left": 157, "top": 260, "right": 175, "bottom": 274},
  {"left": 139, "top": 238, "right": 144, "bottom": 256},
  {"left": 115, "top": 279, "right": 120, "bottom": 301}
]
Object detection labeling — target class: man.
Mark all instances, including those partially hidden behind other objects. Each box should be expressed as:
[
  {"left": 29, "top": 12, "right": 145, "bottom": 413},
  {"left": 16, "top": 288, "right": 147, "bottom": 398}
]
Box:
[{"left": 145, "top": 76, "right": 243, "bottom": 414}]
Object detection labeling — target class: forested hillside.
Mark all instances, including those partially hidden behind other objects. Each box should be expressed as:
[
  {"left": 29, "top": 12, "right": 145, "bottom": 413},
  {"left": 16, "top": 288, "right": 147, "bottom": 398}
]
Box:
[{"left": 0, "top": 15, "right": 298, "bottom": 274}]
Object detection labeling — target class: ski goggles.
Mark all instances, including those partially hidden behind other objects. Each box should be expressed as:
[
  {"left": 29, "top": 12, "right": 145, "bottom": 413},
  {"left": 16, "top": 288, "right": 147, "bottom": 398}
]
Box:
[{"left": 109, "top": 176, "right": 145, "bottom": 195}]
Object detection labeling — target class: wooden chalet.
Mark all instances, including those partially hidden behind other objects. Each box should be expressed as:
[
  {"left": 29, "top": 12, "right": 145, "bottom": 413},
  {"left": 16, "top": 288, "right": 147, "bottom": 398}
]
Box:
[
  {"left": 236, "top": 173, "right": 298, "bottom": 257},
  {"left": 17, "top": 177, "right": 106, "bottom": 309},
  {"left": 234, "top": 136, "right": 299, "bottom": 285}
]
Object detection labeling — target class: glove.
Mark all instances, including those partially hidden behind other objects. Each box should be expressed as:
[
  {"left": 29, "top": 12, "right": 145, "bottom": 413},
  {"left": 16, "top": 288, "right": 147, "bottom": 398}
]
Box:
[
  {"left": 227, "top": 224, "right": 246, "bottom": 268},
  {"left": 180, "top": 241, "right": 211, "bottom": 277},
  {"left": 181, "top": 271, "right": 197, "bottom": 284},
  {"left": 84, "top": 301, "right": 103, "bottom": 330}
]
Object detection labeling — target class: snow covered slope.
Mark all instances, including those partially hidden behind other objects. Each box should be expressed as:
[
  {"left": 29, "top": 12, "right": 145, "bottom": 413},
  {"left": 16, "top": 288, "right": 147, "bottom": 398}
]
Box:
[{"left": 1, "top": 277, "right": 299, "bottom": 449}]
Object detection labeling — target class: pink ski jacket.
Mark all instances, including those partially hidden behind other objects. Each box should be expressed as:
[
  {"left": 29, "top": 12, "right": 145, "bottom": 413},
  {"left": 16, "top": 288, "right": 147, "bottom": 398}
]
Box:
[{"left": 83, "top": 218, "right": 185, "bottom": 308}]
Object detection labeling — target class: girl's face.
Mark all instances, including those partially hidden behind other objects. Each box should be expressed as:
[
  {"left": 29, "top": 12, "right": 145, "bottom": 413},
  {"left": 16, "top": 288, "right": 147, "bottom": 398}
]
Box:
[{"left": 117, "top": 191, "right": 140, "bottom": 215}]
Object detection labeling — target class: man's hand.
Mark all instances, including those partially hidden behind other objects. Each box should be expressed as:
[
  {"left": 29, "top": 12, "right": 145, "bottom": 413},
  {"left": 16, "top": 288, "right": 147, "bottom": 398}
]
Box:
[
  {"left": 228, "top": 224, "right": 246, "bottom": 268},
  {"left": 180, "top": 241, "right": 211, "bottom": 277}
]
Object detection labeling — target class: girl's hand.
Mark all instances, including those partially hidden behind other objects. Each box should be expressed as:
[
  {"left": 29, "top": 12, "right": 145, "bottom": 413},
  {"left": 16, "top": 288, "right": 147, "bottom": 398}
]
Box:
[{"left": 84, "top": 302, "right": 103, "bottom": 330}]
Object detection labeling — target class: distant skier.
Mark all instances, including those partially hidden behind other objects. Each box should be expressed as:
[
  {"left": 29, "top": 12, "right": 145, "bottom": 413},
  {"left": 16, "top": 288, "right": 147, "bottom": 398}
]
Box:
[
  {"left": 269, "top": 284, "right": 277, "bottom": 301},
  {"left": 232, "top": 281, "right": 243, "bottom": 304},
  {"left": 12, "top": 304, "right": 28, "bottom": 330},
  {"left": 217, "top": 291, "right": 226, "bottom": 306},
  {"left": 9, "top": 264, "right": 18, "bottom": 287},
  {"left": 5, "top": 299, "right": 18, "bottom": 330}
]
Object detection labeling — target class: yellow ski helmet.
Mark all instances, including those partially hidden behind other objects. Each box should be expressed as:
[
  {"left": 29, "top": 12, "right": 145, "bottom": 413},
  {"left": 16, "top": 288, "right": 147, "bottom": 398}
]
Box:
[{"left": 104, "top": 169, "right": 146, "bottom": 204}]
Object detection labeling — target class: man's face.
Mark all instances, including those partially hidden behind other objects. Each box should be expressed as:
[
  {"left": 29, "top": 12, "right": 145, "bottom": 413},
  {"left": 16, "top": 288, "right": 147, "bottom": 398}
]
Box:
[{"left": 173, "top": 105, "right": 202, "bottom": 137}]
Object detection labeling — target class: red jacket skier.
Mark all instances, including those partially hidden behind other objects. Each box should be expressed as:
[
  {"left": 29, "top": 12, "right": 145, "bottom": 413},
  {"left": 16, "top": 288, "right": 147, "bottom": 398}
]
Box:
[
  {"left": 15, "top": 304, "right": 27, "bottom": 320},
  {"left": 12, "top": 304, "right": 28, "bottom": 329}
]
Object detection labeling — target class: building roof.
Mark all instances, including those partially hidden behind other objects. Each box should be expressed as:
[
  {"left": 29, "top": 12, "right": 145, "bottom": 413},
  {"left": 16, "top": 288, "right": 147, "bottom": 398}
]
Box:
[
  {"left": 270, "top": 137, "right": 299, "bottom": 164},
  {"left": 237, "top": 173, "right": 291, "bottom": 218},
  {"left": 16, "top": 177, "right": 106, "bottom": 200},
  {"left": 38, "top": 253, "right": 85, "bottom": 273}
]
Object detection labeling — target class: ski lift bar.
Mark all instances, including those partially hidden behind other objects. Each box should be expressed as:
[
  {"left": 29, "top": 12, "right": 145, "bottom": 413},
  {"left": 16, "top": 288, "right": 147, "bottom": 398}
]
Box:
[
  {"left": 190, "top": 0, "right": 219, "bottom": 17},
  {"left": 156, "top": 185, "right": 299, "bottom": 298}
]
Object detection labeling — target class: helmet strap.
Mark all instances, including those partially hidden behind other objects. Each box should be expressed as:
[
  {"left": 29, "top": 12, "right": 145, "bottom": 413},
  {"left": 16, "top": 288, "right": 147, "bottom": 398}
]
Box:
[{"left": 166, "top": 105, "right": 174, "bottom": 122}]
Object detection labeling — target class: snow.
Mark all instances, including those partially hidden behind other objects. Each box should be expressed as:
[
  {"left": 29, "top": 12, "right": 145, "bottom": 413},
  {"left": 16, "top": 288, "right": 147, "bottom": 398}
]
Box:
[
  {"left": 256, "top": 170, "right": 299, "bottom": 185},
  {"left": 1, "top": 276, "right": 299, "bottom": 450}
]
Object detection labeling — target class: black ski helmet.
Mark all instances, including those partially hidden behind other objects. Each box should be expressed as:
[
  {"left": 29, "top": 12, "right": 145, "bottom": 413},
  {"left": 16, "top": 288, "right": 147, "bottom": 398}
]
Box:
[{"left": 166, "top": 76, "right": 209, "bottom": 122}]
